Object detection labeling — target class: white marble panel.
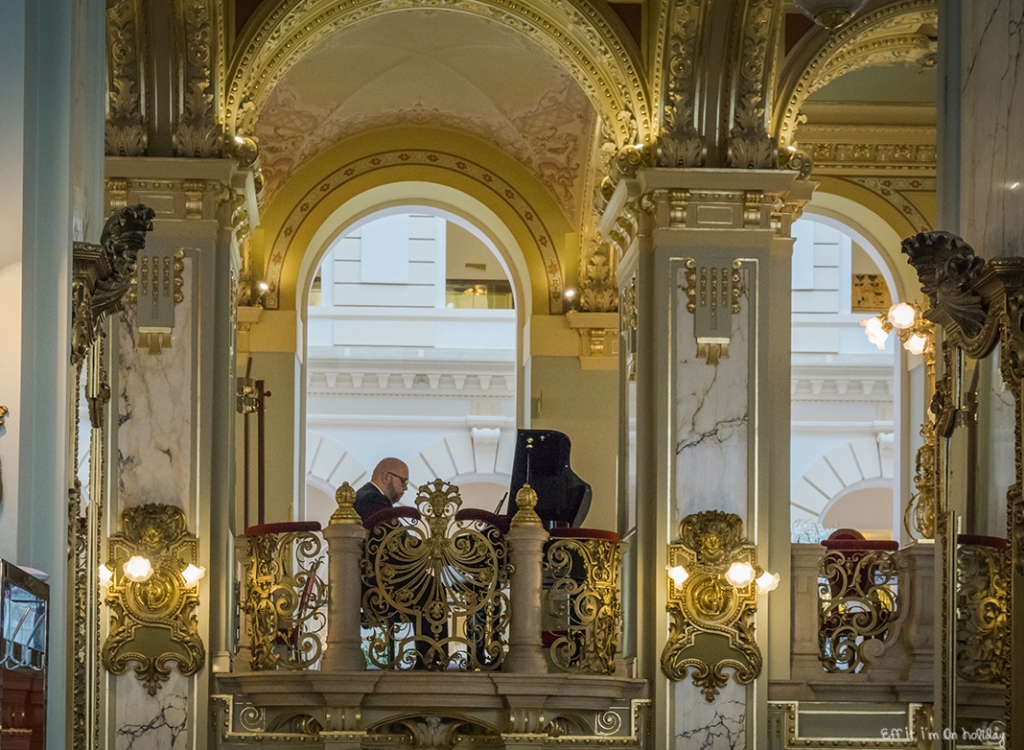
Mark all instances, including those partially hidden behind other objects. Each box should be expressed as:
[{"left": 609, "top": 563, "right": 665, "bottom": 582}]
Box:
[
  {"left": 114, "top": 672, "right": 189, "bottom": 750},
  {"left": 675, "top": 689, "right": 745, "bottom": 750},
  {"left": 675, "top": 268, "right": 749, "bottom": 520},
  {"left": 960, "top": 0, "right": 1024, "bottom": 256},
  {"left": 117, "top": 260, "right": 193, "bottom": 514}
]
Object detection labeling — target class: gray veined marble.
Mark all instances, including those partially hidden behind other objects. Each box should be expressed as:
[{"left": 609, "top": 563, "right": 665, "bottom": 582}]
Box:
[
  {"left": 674, "top": 268, "right": 749, "bottom": 521},
  {"left": 676, "top": 695, "right": 745, "bottom": 750},
  {"left": 114, "top": 672, "right": 189, "bottom": 750},
  {"left": 960, "top": 0, "right": 1024, "bottom": 257},
  {"left": 117, "top": 260, "right": 194, "bottom": 515}
]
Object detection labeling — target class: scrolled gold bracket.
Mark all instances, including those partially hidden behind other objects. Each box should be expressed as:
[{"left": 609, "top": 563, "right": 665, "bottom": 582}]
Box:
[
  {"left": 661, "top": 510, "right": 763, "bottom": 700},
  {"left": 101, "top": 503, "right": 205, "bottom": 694}
]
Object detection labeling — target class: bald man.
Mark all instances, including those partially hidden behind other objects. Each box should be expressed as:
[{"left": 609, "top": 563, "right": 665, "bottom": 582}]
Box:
[{"left": 354, "top": 457, "right": 410, "bottom": 520}]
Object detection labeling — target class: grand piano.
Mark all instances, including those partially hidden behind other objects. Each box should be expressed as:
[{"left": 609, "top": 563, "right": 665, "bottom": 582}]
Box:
[{"left": 502, "top": 429, "right": 592, "bottom": 529}]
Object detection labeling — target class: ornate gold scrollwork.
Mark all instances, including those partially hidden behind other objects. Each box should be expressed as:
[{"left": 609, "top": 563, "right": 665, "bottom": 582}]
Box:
[
  {"left": 101, "top": 504, "right": 205, "bottom": 694},
  {"left": 360, "top": 480, "right": 510, "bottom": 670},
  {"left": 905, "top": 418, "right": 938, "bottom": 540},
  {"left": 243, "top": 530, "right": 327, "bottom": 670},
  {"left": 818, "top": 548, "right": 899, "bottom": 673},
  {"left": 661, "top": 511, "right": 762, "bottom": 700},
  {"left": 544, "top": 535, "right": 623, "bottom": 675},
  {"left": 956, "top": 542, "right": 1007, "bottom": 683}
]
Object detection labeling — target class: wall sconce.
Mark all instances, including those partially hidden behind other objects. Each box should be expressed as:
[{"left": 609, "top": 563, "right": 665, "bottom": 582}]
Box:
[
  {"left": 860, "top": 302, "right": 935, "bottom": 363},
  {"left": 101, "top": 503, "right": 205, "bottom": 694},
  {"left": 661, "top": 510, "right": 778, "bottom": 700}
]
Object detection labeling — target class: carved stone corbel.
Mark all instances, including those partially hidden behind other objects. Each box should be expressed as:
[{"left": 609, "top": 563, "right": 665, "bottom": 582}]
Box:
[{"left": 71, "top": 204, "right": 156, "bottom": 368}]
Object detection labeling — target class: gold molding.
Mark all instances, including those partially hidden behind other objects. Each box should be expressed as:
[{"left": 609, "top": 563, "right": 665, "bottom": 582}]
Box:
[
  {"left": 224, "top": 0, "right": 651, "bottom": 150},
  {"left": 101, "top": 504, "right": 206, "bottom": 694},
  {"left": 772, "top": 0, "right": 938, "bottom": 151}
]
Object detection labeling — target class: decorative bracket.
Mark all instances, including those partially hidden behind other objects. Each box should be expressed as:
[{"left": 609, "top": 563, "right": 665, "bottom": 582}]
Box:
[
  {"left": 684, "top": 258, "right": 743, "bottom": 365},
  {"left": 101, "top": 504, "right": 205, "bottom": 694},
  {"left": 127, "top": 248, "right": 185, "bottom": 354},
  {"left": 661, "top": 511, "right": 765, "bottom": 700}
]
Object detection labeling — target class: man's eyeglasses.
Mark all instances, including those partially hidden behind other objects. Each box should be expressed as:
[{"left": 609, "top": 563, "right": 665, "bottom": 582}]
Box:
[{"left": 389, "top": 471, "right": 409, "bottom": 486}]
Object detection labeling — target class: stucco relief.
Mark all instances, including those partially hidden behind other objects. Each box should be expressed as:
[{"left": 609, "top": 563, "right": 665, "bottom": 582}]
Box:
[{"left": 250, "top": 11, "right": 596, "bottom": 225}]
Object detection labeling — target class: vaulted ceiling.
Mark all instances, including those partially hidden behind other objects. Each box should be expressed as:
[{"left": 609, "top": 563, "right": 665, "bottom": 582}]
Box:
[{"left": 252, "top": 9, "right": 599, "bottom": 226}]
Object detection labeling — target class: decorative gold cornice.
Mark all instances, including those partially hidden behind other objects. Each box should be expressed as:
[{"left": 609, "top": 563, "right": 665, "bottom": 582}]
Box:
[
  {"left": 225, "top": 0, "right": 651, "bottom": 150},
  {"left": 773, "top": 0, "right": 938, "bottom": 151}
]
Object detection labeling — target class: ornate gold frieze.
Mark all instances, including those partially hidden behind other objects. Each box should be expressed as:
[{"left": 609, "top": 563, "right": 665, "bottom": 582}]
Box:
[
  {"left": 101, "top": 504, "right": 206, "bottom": 694},
  {"left": 661, "top": 511, "right": 763, "bottom": 700},
  {"left": 544, "top": 535, "right": 623, "bottom": 675},
  {"left": 243, "top": 528, "right": 328, "bottom": 670},
  {"left": 818, "top": 547, "right": 901, "bottom": 672},
  {"left": 956, "top": 542, "right": 1007, "bottom": 684},
  {"left": 727, "top": 0, "right": 782, "bottom": 170},
  {"left": 852, "top": 273, "right": 893, "bottom": 313},
  {"left": 105, "top": 0, "right": 148, "bottom": 156},
  {"left": 360, "top": 480, "right": 511, "bottom": 670},
  {"left": 173, "top": 0, "right": 221, "bottom": 157}
]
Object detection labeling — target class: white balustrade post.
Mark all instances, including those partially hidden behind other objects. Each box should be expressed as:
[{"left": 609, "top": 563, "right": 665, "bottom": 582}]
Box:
[
  {"left": 322, "top": 482, "right": 367, "bottom": 671},
  {"left": 503, "top": 483, "right": 549, "bottom": 673},
  {"left": 790, "top": 543, "right": 825, "bottom": 682}
]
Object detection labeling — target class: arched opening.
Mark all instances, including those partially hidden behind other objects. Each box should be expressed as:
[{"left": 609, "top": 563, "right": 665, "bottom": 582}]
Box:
[
  {"left": 790, "top": 214, "right": 908, "bottom": 541},
  {"left": 302, "top": 204, "right": 518, "bottom": 524}
]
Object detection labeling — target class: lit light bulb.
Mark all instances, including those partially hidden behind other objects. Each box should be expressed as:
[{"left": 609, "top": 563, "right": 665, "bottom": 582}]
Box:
[
  {"left": 258, "top": 282, "right": 269, "bottom": 292},
  {"left": 98, "top": 564, "right": 114, "bottom": 588},
  {"left": 887, "top": 302, "right": 917, "bottom": 330},
  {"left": 667, "top": 565, "right": 689, "bottom": 587},
  {"left": 756, "top": 571, "right": 780, "bottom": 594},
  {"left": 234, "top": 135, "right": 245, "bottom": 144},
  {"left": 182, "top": 564, "right": 206, "bottom": 588},
  {"left": 725, "top": 561, "right": 756, "bottom": 588},
  {"left": 564, "top": 288, "right": 576, "bottom": 300},
  {"left": 904, "top": 333, "right": 928, "bottom": 356},
  {"left": 123, "top": 555, "right": 154, "bottom": 582},
  {"left": 860, "top": 316, "right": 889, "bottom": 349}
]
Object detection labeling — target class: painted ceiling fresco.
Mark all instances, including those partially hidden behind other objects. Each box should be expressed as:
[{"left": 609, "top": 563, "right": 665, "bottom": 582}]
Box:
[{"left": 253, "top": 9, "right": 599, "bottom": 225}]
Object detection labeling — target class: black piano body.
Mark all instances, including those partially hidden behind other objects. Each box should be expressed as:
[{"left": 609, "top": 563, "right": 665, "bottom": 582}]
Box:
[{"left": 504, "top": 429, "right": 592, "bottom": 529}]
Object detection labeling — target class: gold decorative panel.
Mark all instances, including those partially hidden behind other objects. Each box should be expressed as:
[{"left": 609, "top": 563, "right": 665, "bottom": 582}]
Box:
[
  {"left": 661, "top": 511, "right": 764, "bottom": 700},
  {"left": 101, "top": 504, "right": 205, "bottom": 694}
]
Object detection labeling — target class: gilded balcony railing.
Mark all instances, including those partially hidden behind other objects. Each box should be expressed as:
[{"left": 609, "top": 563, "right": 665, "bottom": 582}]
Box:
[
  {"left": 818, "top": 546, "right": 900, "bottom": 673},
  {"left": 360, "top": 480, "right": 511, "bottom": 670},
  {"left": 544, "top": 529, "right": 622, "bottom": 675},
  {"left": 242, "top": 523, "right": 328, "bottom": 670},
  {"left": 956, "top": 537, "right": 1007, "bottom": 683}
]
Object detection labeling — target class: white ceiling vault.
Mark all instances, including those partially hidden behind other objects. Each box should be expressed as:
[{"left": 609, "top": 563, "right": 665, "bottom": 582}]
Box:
[{"left": 253, "top": 8, "right": 599, "bottom": 225}]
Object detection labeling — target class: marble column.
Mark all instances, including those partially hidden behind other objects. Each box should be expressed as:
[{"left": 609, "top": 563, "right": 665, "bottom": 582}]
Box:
[
  {"left": 103, "top": 158, "right": 256, "bottom": 750},
  {"left": 609, "top": 169, "right": 810, "bottom": 750}
]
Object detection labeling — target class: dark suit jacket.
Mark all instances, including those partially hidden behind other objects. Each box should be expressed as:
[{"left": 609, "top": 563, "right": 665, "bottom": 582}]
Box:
[{"left": 354, "top": 482, "right": 392, "bottom": 520}]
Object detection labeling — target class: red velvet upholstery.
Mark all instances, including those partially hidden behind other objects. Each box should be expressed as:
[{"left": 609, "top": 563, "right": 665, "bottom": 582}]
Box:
[
  {"left": 244, "top": 520, "right": 322, "bottom": 537},
  {"left": 957, "top": 534, "right": 1007, "bottom": 549},
  {"left": 549, "top": 527, "right": 620, "bottom": 543},
  {"left": 454, "top": 508, "right": 509, "bottom": 534},
  {"left": 363, "top": 506, "right": 421, "bottom": 530},
  {"left": 820, "top": 528, "right": 898, "bottom": 552}
]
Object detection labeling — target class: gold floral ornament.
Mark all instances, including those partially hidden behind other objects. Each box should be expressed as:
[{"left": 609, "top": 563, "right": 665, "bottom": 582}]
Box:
[
  {"left": 100, "top": 504, "right": 205, "bottom": 694},
  {"left": 661, "top": 511, "right": 777, "bottom": 700},
  {"left": 360, "top": 479, "right": 511, "bottom": 670}
]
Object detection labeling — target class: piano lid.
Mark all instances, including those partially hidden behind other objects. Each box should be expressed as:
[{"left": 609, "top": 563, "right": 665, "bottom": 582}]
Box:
[{"left": 505, "top": 429, "right": 591, "bottom": 528}]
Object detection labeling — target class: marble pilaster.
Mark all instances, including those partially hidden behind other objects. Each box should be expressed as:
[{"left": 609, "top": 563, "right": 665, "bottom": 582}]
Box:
[{"left": 610, "top": 168, "right": 810, "bottom": 750}]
